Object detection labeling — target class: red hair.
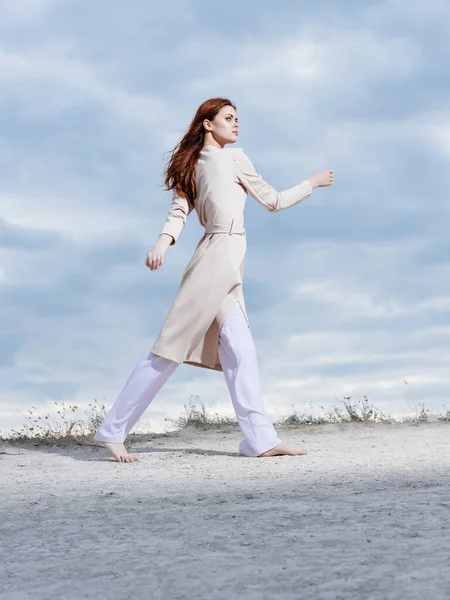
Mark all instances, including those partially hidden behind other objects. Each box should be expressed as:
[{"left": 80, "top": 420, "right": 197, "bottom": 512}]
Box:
[{"left": 163, "top": 97, "right": 237, "bottom": 207}]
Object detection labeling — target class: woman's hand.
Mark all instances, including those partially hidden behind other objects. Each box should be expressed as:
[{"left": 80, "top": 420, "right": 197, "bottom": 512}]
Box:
[
  {"left": 308, "top": 169, "right": 335, "bottom": 189},
  {"left": 145, "top": 234, "right": 173, "bottom": 271}
]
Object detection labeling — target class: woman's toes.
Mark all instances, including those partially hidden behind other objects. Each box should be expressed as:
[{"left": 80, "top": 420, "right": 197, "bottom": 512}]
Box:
[
  {"left": 100, "top": 442, "right": 140, "bottom": 462},
  {"left": 258, "top": 441, "right": 308, "bottom": 457}
]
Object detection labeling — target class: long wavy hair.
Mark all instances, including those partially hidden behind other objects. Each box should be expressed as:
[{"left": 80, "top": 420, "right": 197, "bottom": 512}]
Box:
[{"left": 163, "top": 97, "right": 237, "bottom": 207}]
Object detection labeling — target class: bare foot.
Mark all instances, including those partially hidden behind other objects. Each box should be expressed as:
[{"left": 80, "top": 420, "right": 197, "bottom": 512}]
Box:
[
  {"left": 100, "top": 442, "right": 140, "bottom": 462},
  {"left": 258, "top": 441, "right": 308, "bottom": 457}
]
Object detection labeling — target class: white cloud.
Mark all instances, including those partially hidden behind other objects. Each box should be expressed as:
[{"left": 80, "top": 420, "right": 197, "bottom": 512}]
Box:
[
  {"left": 189, "top": 23, "right": 421, "bottom": 107},
  {"left": 292, "top": 280, "right": 450, "bottom": 320},
  {"left": 0, "top": 0, "right": 54, "bottom": 20},
  {"left": 0, "top": 193, "right": 149, "bottom": 241},
  {"left": 0, "top": 47, "right": 166, "bottom": 126},
  {"left": 418, "top": 112, "right": 450, "bottom": 159}
]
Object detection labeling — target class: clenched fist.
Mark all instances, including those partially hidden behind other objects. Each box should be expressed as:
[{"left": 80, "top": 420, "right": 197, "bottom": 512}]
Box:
[{"left": 308, "top": 169, "right": 335, "bottom": 189}]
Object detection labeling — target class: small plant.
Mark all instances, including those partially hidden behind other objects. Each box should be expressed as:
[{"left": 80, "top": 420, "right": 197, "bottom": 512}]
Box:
[
  {"left": 438, "top": 405, "right": 450, "bottom": 422},
  {"left": 166, "top": 395, "right": 239, "bottom": 430},
  {"left": 1, "top": 400, "right": 107, "bottom": 445},
  {"left": 331, "top": 396, "right": 392, "bottom": 423},
  {"left": 277, "top": 403, "right": 331, "bottom": 426},
  {"left": 402, "top": 402, "right": 430, "bottom": 424},
  {"left": 279, "top": 396, "right": 393, "bottom": 426}
]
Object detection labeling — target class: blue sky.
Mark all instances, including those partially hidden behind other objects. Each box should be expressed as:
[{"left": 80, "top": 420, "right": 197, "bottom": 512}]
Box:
[{"left": 1, "top": 0, "right": 449, "bottom": 435}]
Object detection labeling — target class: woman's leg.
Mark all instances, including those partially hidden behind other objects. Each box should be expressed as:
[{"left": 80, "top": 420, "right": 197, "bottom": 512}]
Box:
[
  {"left": 94, "top": 351, "right": 179, "bottom": 460},
  {"left": 217, "top": 303, "right": 282, "bottom": 456},
  {"left": 218, "top": 302, "right": 308, "bottom": 458}
]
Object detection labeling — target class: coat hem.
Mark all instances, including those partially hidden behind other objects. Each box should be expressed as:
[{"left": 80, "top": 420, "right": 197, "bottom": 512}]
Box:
[
  {"left": 150, "top": 346, "right": 183, "bottom": 364},
  {"left": 151, "top": 346, "right": 223, "bottom": 372},
  {"left": 183, "top": 360, "right": 223, "bottom": 372}
]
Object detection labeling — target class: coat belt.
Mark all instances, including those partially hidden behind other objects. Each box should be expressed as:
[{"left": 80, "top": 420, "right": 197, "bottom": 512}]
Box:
[{"left": 204, "top": 219, "right": 246, "bottom": 236}]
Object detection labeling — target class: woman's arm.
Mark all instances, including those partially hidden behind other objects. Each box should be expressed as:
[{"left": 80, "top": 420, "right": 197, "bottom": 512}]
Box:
[
  {"left": 158, "top": 188, "right": 194, "bottom": 245},
  {"left": 234, "top": 149, "right": 313, "bottom": 212},
  {"left": 146, "top": 189, "right": 194, "bottom": 271}
]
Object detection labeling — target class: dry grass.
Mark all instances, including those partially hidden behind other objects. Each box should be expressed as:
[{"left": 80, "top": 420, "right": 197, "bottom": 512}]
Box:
[
  {"left": 1, "top": 400, "right": 107, "bottom": 445},
  {"left": 279, "top": 396, "right": 394, "bottom": 426},
  {"left": 1, "top": 395, "right": 450, "bottom": 446},
  {"left": 166, "top": 395, "right": 239, "bottom": 431},
  {"left": 280, "top": 397, "right": 450, "bottom": 426}
]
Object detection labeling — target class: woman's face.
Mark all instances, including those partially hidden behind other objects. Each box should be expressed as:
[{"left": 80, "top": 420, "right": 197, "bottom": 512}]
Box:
[{"left": 204, "top": 105, "right": 239, "bottom": 145}]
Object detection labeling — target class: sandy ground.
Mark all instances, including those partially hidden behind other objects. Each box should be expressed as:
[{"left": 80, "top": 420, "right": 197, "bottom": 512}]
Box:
[{"left": 1, "top": 422, "right": 450, "bottom": 600}]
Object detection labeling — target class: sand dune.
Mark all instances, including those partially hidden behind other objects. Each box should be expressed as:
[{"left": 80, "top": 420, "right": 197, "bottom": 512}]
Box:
[{"left": 2, "top": 422, "right": 450, "bottom": 600}]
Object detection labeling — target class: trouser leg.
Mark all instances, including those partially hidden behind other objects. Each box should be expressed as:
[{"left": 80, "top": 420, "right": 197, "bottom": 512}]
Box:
[
  {"left": 218, "top": 302, "right": 282, "bottom": 457},
  {"left": 94, "top": 351, "right": 179, "bottom": 443}
]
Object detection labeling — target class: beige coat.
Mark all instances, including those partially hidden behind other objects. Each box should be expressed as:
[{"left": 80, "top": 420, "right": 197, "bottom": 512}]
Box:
[{"left": 151, "top": 145, "right": 313, "bottom": 372}]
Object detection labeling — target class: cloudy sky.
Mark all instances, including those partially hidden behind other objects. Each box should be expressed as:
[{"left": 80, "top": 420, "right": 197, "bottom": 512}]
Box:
[{"left": 1, "top": 0, "right": 449, "bottom": 436}]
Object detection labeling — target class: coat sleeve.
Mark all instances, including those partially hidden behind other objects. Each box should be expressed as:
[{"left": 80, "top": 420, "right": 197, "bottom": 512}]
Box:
[
  {"left": 159, "top": 188, "right": 194, "bottom": 245},
  {"left": 234, "top": 149, "right": 313, "bottom": 212}
]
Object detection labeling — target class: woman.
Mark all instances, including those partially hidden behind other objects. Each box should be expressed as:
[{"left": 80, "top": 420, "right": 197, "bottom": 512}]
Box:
[{"left": 94, "top": 97, "right": 334, "bottom": 462}]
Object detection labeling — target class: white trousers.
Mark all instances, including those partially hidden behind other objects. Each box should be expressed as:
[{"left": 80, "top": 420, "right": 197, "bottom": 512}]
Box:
[{"left": 94, "top": 301, "right": 281, "bottom": 457}]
